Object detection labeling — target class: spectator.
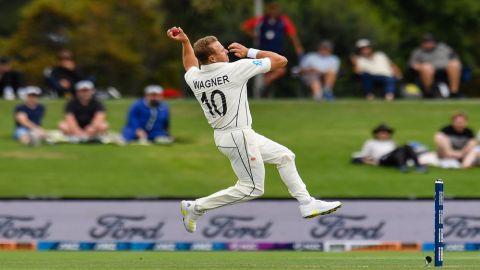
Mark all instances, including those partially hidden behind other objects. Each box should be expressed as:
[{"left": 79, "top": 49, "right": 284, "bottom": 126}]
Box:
[
  {"left": 122, "top": 85, "right": 173, "bottom": 145},
  {"left": 409, "top": 33, "right": 462, "bottom": 98},
  {"left": 299, "top": 40, "right": 340, "bottom": 101},
  {"left": 351, "top": 39, "right": 402, "bottom": 101},
  {"left": 352, "top": 123, "right": 426, "bottom": 172},
  {"left": 0, "top": 57, "right": 24, "bottom": 100},
  {"left": 242, "top": 1, "right": 304, "bottom": 91},
  {"left": 13, "top": 86, "right": 47, "bottom": 146},
  {"left": 58, "top": 81, "right": 109, "bottom": 140},
  {"left": 434, "top": 112, "right": 476, "bottom": 168},
  {"left": 462, "top": 146, "right": 480, "bottom": 169},
  {"left": 46, "top": 50, "right": 83, "bottom": 98}
]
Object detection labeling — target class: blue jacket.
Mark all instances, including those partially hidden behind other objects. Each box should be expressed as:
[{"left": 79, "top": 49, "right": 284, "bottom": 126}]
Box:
[{"left": 123, "top": 99, "right": 169, "bottom": 140}]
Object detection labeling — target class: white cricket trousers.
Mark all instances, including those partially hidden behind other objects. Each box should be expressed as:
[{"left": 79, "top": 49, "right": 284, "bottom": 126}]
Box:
[{"left": 195, "top": 128, "right": 312, "bottom": 212}]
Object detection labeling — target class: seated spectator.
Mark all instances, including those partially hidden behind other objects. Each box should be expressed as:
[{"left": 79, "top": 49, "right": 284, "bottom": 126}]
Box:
[
  {"left": 351, "top": 39, "right": 401, "bottom": 101},
  {"left": 46, "top": 50, "right": 83, "bottom": 98},
  {"left": 122, "top": 85, "right": 172, "bottom": 144},
  {"left": 299, "top": 40, "right": 340, "bottom": 101},
  {"left": 14, "top": 86, "right": 47, "bottom": 146},
  {"left": 434, "top": 112, "right": 476, "bottom": 167},
  {"left": 352, "top": 123, "right": 426, "bottom": 172},
  {"left": 0, "top": 57, "right": 24, "bottom": 100},
  {"left": 58, "top": 81, "right": 109, "bottom": 140},
  {"left": 462, "top": 146, "right": 480, "bottom": 169},
  {"left": 409, "top": 33, "right": 462, "bottom": 98}
]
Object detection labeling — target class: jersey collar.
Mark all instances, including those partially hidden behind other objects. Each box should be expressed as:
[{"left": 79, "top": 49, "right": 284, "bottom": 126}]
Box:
[{"left": 200, "top": 62, "right": 226, "bottom": 71}]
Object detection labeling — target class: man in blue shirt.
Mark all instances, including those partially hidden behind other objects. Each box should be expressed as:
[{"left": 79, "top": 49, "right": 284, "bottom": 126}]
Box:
[
  {"left": 299, "top": 41, "right": 340, "bottom": 101},
  {"left": 14, "top": 86, "right": 46, "bottom": 146},
  {"left": 122, "top": 85, "right": 172, "bottom": 144}
]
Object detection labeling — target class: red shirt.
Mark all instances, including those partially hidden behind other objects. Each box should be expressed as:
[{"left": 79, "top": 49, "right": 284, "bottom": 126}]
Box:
[{"left": 242, "top": 15, "right": 297, "bottom": 36}]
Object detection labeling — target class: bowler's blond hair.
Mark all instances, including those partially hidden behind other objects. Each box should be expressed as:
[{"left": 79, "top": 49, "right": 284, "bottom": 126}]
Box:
[{"left": 193, "top": 36, "right": 218, "bottom": 65}]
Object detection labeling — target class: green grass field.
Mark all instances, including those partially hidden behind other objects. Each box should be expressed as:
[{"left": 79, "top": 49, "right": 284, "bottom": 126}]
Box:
[
  {"left": 0, "top": 99, "right": 479, "bottom": 198},
  {"left": 0, "top": 251, "right": 479, "bottom": 270}
]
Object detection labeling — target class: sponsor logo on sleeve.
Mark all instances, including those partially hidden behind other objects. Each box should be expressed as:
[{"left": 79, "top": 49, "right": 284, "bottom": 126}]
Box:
[{"left": 252, "top": 60, "right": 263, "bottom": 67}]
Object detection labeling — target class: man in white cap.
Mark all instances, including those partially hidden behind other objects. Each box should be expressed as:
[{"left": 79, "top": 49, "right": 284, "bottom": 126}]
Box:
[
  {"left": 14, "top": 86, "right": 47, "bottom": 146},
  {"left": 122, "top": 85, "right": 172, "bottom": 144},
  {"left": 299, "top": 40, "right": 340, "bottom": 101},
  {"left": 58, "top": 80, "right": 109, "bottom": 140},
  {"left": 351, "top": 39, "right": 401, "bottom": 101}
]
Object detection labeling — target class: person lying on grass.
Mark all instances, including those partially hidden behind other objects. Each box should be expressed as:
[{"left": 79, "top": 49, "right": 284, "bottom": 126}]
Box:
[{"left": 352, "top": 123, "right": 427, "bottom": 173}]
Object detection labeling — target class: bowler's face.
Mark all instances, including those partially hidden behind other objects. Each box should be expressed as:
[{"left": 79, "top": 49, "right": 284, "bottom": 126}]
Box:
[{"left": 210, "top": 41, "right": 229, "bottom": 63}]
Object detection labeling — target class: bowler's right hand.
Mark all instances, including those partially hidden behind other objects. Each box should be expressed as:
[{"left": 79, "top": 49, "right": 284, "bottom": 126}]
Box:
[
  {"left": 166, "top": 27, "right": 189, "bottom": 43},
  {"left": 228, "top": 43, "right": 248, "bottom": 58}
]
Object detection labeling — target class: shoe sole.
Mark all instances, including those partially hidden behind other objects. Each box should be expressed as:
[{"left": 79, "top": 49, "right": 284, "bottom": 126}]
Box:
[
  {"left": 303, "top": 203, "right": 342, "bottom": 219},
  {"left": 180, "top": 201, "right": 193, "bottom": 233},
  {"left": 180, "top": 201, "right": 187, "bottom": 217}
]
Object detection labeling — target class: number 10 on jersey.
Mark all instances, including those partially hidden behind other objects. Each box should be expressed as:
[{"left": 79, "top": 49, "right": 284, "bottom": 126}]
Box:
[{"left": 201, "top": 90, "right": 227, "bottom": 117}]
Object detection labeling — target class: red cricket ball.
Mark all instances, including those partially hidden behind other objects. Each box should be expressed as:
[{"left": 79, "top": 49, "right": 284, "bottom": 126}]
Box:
[{"left": 171, "top": 28, "right": 180, "bottom": 37}]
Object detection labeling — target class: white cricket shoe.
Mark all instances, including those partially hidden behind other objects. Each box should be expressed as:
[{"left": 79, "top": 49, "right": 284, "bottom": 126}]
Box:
[
  {"left": 299, "top": 199, "right": 342, "bottom": 218},
  {"left": 180, "top": 200, "right": 204, "bottom": 233}
]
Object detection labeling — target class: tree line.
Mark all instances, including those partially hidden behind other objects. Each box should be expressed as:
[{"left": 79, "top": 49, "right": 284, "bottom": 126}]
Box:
[{"left": 1, "top": 0, "right": 479, "bottom": 96}]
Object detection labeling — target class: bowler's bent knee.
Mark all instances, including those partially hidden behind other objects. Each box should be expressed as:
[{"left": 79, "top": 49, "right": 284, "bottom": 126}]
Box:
[
  {"left": 277, "top": 151, "right": 296, "bottom": 168},
  {"left": 236, "top": 181, "right": 264, "bottom": 199}
]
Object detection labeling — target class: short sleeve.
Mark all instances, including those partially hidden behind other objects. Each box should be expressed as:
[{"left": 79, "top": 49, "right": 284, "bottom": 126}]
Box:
[
  {"left": 440, "top": 126, "right": 450, "bottom": 134},
  {"left": 40, "top": 105, "right": 46, "bottom": 117},
  {"left": 299, "top": 54, "right": 313, "bottom": 68},
  {"left": 184, "top": 66, "right": 200, "bottom": 86},
  {"left": 441, "top": 43, "right": 457, "bottom": 59},
  {"left": 409, "top": 49, "right": 422, "bottom": 66},
  {"left": 465, "top": 128, "right": 474, "bottom": 138},
  {"left": 65, "top": 100, "right": 75, "bottom": 113},
  {"left": 357, "top": 140, "right": 373, "bottom": 158},
  {"left": 94, "top": 100, "right": 105, "bottom": 112},
  {"left": 242, "top": 16, "right": 262, "bottom": 31},
  {"left": 233, "top": 58, "right": 271, "bottom": 81},
  {"left": 332, "top": 56, "right": 341, "bottom": 72},
  {"left": 379, "top": 52, "right": 390, "bottom": 62},
  {"left": 280, "top": 15, "right": 297, "bottom": 36},
  {"left": 15, "top": 105, "right": 25, "bottom": 113}
]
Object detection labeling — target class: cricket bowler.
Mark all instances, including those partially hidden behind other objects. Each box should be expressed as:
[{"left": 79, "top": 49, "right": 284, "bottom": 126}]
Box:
[{"left": 167, "top": 27, "right": 342, "bottom": 233}]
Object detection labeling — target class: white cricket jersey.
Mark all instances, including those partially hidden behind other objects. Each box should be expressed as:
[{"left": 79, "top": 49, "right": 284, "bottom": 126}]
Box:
[{"left": 184, "top": 58, "right": 271, "bottom": 130}]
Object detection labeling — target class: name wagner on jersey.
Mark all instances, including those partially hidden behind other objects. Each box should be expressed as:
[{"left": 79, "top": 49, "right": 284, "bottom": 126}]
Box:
[{"left": 193, "top": 75, "right": 230, "bottom": 90}]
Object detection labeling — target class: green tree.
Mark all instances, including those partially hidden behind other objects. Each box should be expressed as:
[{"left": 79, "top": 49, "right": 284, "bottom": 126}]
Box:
[{"left": 6, "top": 0, "right": 169, "bottom": 95}]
